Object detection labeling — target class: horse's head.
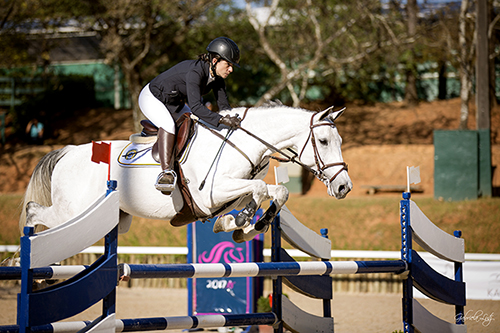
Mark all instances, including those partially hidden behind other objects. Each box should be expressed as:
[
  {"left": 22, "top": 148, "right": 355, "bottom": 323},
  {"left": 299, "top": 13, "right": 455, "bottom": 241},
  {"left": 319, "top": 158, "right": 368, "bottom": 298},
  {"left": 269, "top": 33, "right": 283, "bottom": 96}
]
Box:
[{"left": 299, "top": 106, "right": 352, "bottom": 199}]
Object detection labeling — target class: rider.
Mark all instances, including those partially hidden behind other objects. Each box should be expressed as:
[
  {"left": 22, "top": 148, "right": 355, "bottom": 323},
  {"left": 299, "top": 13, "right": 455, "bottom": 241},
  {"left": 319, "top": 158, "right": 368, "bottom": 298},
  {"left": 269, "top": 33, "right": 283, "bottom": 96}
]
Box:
[{"left": 138, "top": 37, "right": 242, "bottom": 194}]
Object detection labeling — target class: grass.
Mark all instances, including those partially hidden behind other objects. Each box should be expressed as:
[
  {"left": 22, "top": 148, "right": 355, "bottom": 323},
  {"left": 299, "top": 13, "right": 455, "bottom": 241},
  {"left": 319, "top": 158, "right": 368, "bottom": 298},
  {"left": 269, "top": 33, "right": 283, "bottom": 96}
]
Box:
[
  {"left": 0, "top": 194, "right": 23, "bottom": 245},
  {"left": 283, "top": 195, "right": 500, "bottom": 253},
  {"left": 1, "top": 193, "right": 499, "bottom": 254}
]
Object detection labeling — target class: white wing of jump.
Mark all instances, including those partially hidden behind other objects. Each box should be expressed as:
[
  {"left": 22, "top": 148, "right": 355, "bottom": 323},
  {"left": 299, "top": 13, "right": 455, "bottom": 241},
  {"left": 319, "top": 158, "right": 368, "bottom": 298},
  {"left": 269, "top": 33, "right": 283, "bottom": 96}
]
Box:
[
  {"left": 410, "top": 200, "right": 465, "bottom": 263},
  {"left": 29, "top": 191, "right": 120, "bottom": 268},
  {"left": 412, "top": 299, "right": 467, "bottom": 333},
  {"left": 279, "top": 205, "right": 331, "bottom": 260},
  {"left": 81, "top": 314, "right": 116, "bottom": 333},
  {"left": 281, "top": 295, "right": 334, "bottom": 333}
]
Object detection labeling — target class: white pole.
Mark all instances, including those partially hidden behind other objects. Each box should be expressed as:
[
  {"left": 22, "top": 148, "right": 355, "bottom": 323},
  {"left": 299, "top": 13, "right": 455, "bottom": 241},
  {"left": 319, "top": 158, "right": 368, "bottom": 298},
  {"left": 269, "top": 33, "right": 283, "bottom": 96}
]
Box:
[{"left": 406, "top": 166, "right": 410, "bottom": 193}]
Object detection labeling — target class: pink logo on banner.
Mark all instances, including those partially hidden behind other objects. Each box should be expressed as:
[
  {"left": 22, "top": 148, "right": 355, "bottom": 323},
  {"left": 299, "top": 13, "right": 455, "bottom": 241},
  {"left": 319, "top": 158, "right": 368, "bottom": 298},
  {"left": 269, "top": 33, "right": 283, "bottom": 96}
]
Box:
[{"left": 198, "top": 241, "right": 245, "bottom": 264}]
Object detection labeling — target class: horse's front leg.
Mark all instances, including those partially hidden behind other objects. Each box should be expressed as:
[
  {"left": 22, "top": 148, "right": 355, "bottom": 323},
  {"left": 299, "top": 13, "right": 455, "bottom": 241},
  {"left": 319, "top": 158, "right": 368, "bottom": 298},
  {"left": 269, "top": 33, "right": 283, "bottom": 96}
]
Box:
[
  {"left": 257, "top": 184, "right": 289, "bottom": 227},
  {"left": 210, "top": 181, "right": 289, "bottom": 243},
  {"left": 231, "top": 184, "right": 289, "bottom": 243},
  {"left": 209, "top": 178, "right": 272, "bottom": 233}
]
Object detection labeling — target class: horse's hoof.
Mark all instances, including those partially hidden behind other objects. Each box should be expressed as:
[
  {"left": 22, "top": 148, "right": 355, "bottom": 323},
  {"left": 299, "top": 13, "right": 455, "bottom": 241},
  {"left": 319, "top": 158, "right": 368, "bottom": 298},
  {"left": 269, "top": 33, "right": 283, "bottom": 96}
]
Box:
[
  {"left": 258, "top": 224, "right": 269, "bottom": 234},
  {"left": 255, "top": 202, "right": 279, "bottom": 231},
  {"left": 213, "top": 215, "right": 242, "bottom": 233},
  {"left": 213, "top": 218, "right": 224, "bottom": 233},
  {"left": 235, "top": 214, "right": 248, "bottom": 228},
  {"left": 232, "top": 230, "right": 246, "bottom": 243}
]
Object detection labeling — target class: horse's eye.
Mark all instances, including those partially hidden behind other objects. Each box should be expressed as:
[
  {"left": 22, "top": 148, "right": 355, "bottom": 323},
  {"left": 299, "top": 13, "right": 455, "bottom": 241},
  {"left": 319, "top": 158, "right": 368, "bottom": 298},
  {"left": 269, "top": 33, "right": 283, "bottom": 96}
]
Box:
[{"left": 319, "top": 139, "right": 328, "bottom": 146}]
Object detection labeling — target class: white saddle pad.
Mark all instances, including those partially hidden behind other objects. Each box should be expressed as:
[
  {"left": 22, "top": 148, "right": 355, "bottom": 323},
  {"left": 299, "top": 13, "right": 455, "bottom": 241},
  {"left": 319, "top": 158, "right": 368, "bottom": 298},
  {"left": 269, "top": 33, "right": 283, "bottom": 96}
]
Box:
[{"left": 118, "top": 135, "right": 159, "bottom": 167}]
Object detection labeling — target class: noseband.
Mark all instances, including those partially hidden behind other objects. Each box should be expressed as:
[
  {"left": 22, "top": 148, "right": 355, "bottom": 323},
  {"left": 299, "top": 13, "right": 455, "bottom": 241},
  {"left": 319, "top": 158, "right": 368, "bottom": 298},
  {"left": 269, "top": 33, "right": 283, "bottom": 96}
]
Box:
[{"left": 298, "top": 113, "right": 348, "bottom": 184}]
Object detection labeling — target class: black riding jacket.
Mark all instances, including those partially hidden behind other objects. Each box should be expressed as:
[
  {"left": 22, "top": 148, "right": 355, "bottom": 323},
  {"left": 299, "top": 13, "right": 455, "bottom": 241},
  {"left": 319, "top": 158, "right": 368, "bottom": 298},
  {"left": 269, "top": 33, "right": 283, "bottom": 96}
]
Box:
[{"left": 149, "top": 59, "right": 231, "bottom": 127}]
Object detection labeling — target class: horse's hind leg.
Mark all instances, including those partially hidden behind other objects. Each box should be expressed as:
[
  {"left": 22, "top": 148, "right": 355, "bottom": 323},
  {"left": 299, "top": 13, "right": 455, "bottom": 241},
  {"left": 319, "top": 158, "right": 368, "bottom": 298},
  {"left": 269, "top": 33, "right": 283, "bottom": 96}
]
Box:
[{"left": 25, "top": 202, "right": 68, "bottom": 231}]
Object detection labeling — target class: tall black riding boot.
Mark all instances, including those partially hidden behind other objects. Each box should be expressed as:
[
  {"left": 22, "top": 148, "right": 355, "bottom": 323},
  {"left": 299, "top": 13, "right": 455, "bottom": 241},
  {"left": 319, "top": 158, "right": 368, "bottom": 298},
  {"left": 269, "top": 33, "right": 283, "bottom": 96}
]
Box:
[{"left": 155, "top": 128, "right": 177, "bottom": 195}]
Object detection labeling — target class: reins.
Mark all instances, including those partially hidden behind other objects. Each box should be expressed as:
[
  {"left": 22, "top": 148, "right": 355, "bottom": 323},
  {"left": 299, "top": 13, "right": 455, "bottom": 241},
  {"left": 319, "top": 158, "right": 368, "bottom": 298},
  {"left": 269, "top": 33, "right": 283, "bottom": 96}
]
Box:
[
  {"left": 239, "top": 107, "right": 320, "bottom": 175},
  {"left": 235, "top": 123, "right": 319, "bottom": 176},
  {"left": 194, "top": 117, "right": 268, "bottom": 180},
  {"left": 191, "top": 107, "right": 348, "bottom": 185}
]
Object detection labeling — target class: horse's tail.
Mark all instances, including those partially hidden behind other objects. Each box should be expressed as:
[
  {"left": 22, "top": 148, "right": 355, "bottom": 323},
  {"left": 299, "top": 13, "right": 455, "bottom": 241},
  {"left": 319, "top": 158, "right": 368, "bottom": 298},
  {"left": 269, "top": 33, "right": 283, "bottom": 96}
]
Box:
[{"left": 19, "top": 146, "right": 72, "bottom": 234}]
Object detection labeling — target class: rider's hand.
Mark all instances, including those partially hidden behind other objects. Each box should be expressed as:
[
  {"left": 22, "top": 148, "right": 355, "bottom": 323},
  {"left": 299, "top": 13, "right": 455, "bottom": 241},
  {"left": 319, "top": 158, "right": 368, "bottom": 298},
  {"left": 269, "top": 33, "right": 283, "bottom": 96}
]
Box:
[{"left": 219, "top": 115, "right": 241, "bottom": 129}]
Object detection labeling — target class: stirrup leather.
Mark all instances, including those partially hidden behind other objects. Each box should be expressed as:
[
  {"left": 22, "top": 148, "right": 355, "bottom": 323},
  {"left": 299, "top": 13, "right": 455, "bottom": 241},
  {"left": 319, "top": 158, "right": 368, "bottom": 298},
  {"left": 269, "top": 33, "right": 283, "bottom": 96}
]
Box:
[{"left": 155, "top": 170, "right": 177, "bottom": 192}]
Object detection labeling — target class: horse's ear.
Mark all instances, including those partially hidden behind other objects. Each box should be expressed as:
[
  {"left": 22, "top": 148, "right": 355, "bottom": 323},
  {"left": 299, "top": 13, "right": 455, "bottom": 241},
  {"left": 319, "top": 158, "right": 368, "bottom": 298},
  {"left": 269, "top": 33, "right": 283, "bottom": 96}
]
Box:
[
  {"left": 318, "top": 106, "right": 346, "bottom": 122},
  {"left": 330, "top": 106, "right": 346, "bottom": 122}
]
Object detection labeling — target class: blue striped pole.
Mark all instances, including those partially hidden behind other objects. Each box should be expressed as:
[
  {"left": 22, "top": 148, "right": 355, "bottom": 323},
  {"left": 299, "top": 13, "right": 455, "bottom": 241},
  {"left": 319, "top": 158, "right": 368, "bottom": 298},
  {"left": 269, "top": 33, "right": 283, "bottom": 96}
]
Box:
[
  {"left": 0, "top": 260, "right": 407, "bottom": 281},
  {"left": 0, "top": 313, "right": 277, "bottom": 333},
  {"left": 0, "top": 266, "right": 88, "bottom": 281},
  {"left": 0, "top": 260, "right": 406, "bottom": 281},
  {"left": 120, "top": 260, "right": 406, "bottom": 279}
]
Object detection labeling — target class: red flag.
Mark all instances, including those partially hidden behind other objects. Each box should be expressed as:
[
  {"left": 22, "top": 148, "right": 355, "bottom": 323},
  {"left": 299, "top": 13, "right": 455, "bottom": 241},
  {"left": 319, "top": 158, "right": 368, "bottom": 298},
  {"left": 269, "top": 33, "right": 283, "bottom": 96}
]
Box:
[{"left": 91, "top": 141, "right": 111, "bottom": 164}]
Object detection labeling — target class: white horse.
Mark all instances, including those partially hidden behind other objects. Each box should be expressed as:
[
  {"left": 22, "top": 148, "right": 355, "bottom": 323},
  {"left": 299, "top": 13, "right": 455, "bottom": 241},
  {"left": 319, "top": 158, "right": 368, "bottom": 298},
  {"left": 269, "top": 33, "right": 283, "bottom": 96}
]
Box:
[{"left": 19, "top": 105, "right": 352, "bottom": 243}]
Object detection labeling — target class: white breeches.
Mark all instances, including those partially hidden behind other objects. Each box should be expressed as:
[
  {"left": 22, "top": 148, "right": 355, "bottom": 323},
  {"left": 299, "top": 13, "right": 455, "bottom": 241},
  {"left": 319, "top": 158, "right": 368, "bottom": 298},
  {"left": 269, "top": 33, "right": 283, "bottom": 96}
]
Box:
[{"left": 138, "top": 83, "right": 190, "bottom": 135}]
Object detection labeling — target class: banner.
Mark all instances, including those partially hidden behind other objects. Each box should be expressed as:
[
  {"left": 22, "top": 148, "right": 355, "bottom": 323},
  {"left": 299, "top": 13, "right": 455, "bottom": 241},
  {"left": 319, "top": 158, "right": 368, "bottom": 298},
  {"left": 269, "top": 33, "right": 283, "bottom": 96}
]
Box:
[{"left": 187, "top": 211, "right": 263, "bottom": 316}]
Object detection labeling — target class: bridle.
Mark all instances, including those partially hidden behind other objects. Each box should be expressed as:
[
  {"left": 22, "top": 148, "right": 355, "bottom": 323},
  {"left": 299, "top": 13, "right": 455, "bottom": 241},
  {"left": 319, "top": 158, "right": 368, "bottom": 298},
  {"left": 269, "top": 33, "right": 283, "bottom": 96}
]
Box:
[{"left": 297, "top": 113, "right": 348, "bottom": 184}]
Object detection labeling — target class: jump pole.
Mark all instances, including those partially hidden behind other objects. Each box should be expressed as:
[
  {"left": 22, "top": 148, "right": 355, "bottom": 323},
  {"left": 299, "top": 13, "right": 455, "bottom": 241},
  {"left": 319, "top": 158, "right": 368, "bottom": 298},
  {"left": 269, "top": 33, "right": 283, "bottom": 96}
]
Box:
[{"left": 119, "top": 260, "right": 406, "bottom": 279}]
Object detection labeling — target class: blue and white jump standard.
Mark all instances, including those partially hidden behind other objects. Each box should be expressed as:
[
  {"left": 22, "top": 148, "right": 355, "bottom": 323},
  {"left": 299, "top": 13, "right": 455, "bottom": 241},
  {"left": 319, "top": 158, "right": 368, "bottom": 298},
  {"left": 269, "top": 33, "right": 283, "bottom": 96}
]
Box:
[
  {"left": 0, "top": 183, "right": 467, "bottom": 333},
  {"left": 400, "top": 192, "right": 467, "bottom": 333}
]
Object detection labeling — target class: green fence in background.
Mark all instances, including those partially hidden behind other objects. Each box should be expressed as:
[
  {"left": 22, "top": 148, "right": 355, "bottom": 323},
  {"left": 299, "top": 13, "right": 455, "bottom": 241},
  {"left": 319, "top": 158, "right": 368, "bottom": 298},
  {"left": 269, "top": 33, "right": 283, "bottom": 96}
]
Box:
[{"left": 434, "top": 129, "right": 492, "bottom": 201}]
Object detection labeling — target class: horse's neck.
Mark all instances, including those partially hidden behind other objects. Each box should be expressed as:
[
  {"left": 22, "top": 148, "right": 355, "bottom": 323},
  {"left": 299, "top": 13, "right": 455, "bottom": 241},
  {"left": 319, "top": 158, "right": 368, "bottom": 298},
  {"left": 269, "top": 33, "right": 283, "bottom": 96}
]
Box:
[{"left": 240, "top": 107, "right": 310, "bottom": 150}]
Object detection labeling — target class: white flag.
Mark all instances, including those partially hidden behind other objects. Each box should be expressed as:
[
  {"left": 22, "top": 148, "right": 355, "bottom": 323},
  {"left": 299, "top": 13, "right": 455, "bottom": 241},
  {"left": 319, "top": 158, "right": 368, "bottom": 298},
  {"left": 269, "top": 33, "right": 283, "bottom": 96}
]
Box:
[
  {"left": 274, "top": 166, "right": 289, "bottom": 185},
  {"left": 409, "top": 166, "right": 421, "bottom": 185}
]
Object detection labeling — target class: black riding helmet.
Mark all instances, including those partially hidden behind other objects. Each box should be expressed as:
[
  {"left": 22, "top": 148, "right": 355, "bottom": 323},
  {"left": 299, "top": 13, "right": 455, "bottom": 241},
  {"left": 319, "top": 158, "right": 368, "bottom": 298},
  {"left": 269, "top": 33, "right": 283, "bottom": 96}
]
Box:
[{"left": 206, "top": 37, "right": 241, "bottom": 68}]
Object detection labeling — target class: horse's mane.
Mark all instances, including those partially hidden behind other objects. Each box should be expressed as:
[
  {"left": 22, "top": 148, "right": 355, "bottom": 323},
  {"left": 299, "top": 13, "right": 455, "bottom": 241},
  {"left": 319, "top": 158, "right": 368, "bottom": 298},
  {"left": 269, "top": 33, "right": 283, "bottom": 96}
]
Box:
[
  {"left": 244, "top": 99, "right": 316, "bottom": 114},
  {"left": 261, "top": 99, "right": 285, "bottom": 108}
]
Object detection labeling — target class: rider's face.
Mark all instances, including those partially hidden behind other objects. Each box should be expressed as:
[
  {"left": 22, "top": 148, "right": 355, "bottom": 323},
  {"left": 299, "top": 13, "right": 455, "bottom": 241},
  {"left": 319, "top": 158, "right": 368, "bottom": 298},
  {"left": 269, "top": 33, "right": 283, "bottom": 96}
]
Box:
[{"left": 213, "top": 59, "right": 233, "bottom": 79}]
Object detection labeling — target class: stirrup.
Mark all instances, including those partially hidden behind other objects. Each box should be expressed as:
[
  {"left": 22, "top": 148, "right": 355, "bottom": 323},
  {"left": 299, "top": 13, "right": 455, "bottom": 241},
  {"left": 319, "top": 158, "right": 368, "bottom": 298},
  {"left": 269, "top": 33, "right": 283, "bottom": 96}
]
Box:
[{"left": 155, "top": 170, "right": 177, "bottom": 194}]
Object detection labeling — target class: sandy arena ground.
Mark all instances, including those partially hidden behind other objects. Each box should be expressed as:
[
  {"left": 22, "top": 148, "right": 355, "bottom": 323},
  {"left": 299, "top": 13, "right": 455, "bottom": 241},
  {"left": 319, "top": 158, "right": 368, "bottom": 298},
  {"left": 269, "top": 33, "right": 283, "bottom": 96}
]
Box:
[{"left": 1, "top": 285, "right": 499, "bottom": 333}]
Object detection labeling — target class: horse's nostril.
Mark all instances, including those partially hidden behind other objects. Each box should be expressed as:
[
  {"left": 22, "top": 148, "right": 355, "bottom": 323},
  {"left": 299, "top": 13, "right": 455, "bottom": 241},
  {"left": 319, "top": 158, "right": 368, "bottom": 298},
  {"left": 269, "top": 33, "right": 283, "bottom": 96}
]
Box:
[{"left": 338, "top": 185, "right": 345, "bottom": 193}]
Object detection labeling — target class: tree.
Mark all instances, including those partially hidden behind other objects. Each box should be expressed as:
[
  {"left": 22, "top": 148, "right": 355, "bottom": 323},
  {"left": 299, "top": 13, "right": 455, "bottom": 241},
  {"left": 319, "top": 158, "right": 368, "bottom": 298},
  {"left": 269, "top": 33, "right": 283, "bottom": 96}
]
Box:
[
  {"left": 458, "top": 0, "right": 475, "bottom": 129},
  {"left": 245, "top": 0, "right": 330, "bottom": 107},
  {"left": 488, "top": 0, "right": 500, "bottom": 106},
  {"left": 403, "top": 0, "right": 419, "bottom": 105},
  {"left": 0, "top": 0, "right": 90, "bottom": 70},
  {"left": 244, "top": 0, "right": 419, "bottom": 107}
]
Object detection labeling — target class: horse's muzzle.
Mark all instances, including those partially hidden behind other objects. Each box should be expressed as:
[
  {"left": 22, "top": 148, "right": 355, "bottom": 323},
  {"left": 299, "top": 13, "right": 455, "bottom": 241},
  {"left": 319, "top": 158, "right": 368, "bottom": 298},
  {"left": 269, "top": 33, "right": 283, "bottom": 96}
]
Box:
[{"left": 326, "top": 170, "right": 352, "bottom": 199}]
